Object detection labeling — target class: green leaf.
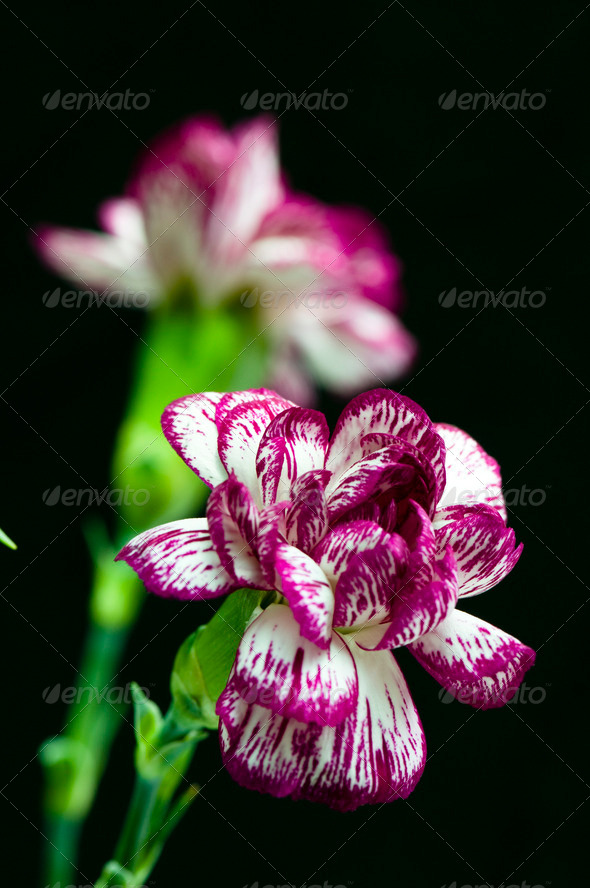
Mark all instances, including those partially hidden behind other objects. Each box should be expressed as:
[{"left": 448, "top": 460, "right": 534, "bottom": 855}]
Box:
[
  {"left": 0, "top": 527, "right": 16, "bottom": 550},
  {"left": 171, "top": 588, "right": 271, "bottom": 731}
]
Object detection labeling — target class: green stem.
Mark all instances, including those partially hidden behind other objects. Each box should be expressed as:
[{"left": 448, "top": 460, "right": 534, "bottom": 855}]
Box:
[
  {"left": 94, "top": 707, "right": 206, "bottom": 888},
  {"left": 40, "top": 299, "right": 268, "bottom": 887}
]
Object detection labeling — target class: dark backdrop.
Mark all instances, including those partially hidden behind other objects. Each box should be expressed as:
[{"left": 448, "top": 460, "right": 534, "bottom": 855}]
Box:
[{"left": 2, "top": 2, "right": 589, "bottom": 887}]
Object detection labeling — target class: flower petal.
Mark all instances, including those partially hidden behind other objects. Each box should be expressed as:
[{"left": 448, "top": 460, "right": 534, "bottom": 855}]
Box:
[
  {"left": 435, "top": 423, "right": 506, "bottom": 520},
  {"left": 161, "top": 393, "right": 227, "bottom": 488},
  {"left": 229, "top": 604, "right": 358, "bottom": 726},
  {"left": 274, "top": 544, "right": 334, "bottom": 650},
  {"left": 284, "top": 298, "right": 416, "bottom": 395},
  {"left": 217, "top": 638, "right": 426, "bottom": 811},
  {"left": 435, "top": 504, "right": 522, "bottom": 597},
  {"left": 326, "top": 389, "right": 445, "bottom": 494},
  {"left": 355, "top": 545, "right": 458, "bottom": 650},
  {"left": 116, "top": 518, "right": 235, "bottom": 600},
  {"left": 326, "top": 444, "right": 435, "bottom": 522},
  {"left": 285, "top": 469, "right": 331, "bottom": 552},
  {"left": 409, "top": 609, "right": 536, "bottom": 708},
  {"left": 256, "top": 407, "right": 329, "bottom": 505},
  {"left": 34, "top": 224, "right": 154, "bottom": 294},
  {"left": 206, "top": 475, "right": 268, "bottom": 588},
  {"left": 217, "top": 396, "right": 293, "bottom": 502}
]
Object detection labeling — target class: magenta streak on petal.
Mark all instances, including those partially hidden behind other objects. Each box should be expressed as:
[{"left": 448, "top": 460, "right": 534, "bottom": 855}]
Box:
[
  {"left": 215, "top": 388, "right": 293, "bottom": 430},
  {"left": 274, "top": 544, "right": 334, "bottom": 649},
  {"left": 333, "top": 533, "right": 410, "bottom": 629},
  {"left": 409, "top": 610, "right": 536, "bottom": 709},
  {"left": 116, "top": 518, "right": 235, "bottom": 600},
  {"left": 396, "top": 499, "right": 438, "bottom": 592},
  {"left": 255, "top": 500, "right": 290, "bottom": 585},
  {"left": 435, "top": 503, "right": 522, "bottom": 597},
  {"left": 285, "top": 469, "right": 331, "bottom": 552},
  {"left": 217, "top": 399, "right": 293, "bottom": 501},
  {"left": 326, "top": 389, "right": 446, "bottom": 496},
  {"left": 229, "top": 605, "right": 358, "bottom": 726},
  {"left": 217, "top": 641, "right": 426, "bottom": 811},
  {"left": 161, "top": 393, "right": 227, "bottom": 489},
  {"left": 205, "top": 475, "right": 270, "bottom": 588},
  {"left": 256, "top": 407, "right": 329, "bottom": 506},
  {"left": 355, "top": 545, "right": 459, "bottom": 651},
  {"left": 326, "top": 445, "right": 435, "bottom": 523},
  {"left": 434, "top": 422, "right": 506, "bottom": 520}
]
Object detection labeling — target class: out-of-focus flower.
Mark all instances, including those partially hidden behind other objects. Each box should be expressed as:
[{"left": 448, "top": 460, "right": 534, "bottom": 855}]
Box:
[
  {"left": 118, "top": 388, "right": 535, "bottom": 811},
  {"left": 34, "top": 116, "right": 415, "bottom": 400}
]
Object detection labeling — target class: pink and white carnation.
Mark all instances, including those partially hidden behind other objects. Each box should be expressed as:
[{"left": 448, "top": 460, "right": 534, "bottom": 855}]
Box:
[
  {"left": 34, "top": 116, "right": 415, "bottom": 401},
  {"left": 118, "top": 388, "right": 535, "bottom": 811}
]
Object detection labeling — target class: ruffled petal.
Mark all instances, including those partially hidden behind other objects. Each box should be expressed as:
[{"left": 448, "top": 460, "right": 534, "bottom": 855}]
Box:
[
  {"left": 34, "top": 224, "right": 154, "bottom": 295},
  {"left": 435, "top": 423, "right": 506, "bottom": 521},
  {"left": 274, "top": 544, "right": 334, "bottom": 650},
  {"left": 355, "top": 545, "right": 458, "bottom": 651},
  {"left": 283, "top": 298, "right": 416, "bottom": 395},
  {"left": 435, "top": 504, "right": 522, "bottom": 597},
  {"left": 326, "top": 389, "right": 445, "bottom": 494},
  {"left": 409, "top": 609, "right": 536, "bottom": 708},
  {"left": 285, "top": 469, "right": 331, "bottom": 552},
  {"left": 256, "top": 407, "right": 329, "bottom": 505},
  {"left": 116, "top": 518, "right": 235, "bottom": 600},
  {"left": 326, "top": 445, "right": 436, "bottom": 522},
  {"left": 217, "top": 397, "right": 293, "bottom": 502},
  {"left": 206, "top": 475, "right": 268, "bottom": 588},
  {"left": 217, "top": 638, "right": 426, "bottom": 811},
  {"left": 229, "top": 604, "right": 358, "bottom": 726},
  {"left": 161, "top": 393, "right": 227, "bottom": 488}
]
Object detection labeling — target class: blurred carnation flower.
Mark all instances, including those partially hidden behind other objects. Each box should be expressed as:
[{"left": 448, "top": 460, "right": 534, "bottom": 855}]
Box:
[
  {"left": 118, "top": 387, "right": 535, "bottom": 811},
  {"left": 35, "top": 116, "right": 415, "bottom": 401}
]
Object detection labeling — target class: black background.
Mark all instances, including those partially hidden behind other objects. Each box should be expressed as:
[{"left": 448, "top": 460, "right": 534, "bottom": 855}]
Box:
[{"left": 2, "top": 2, "right": 589, "bottom": 887}]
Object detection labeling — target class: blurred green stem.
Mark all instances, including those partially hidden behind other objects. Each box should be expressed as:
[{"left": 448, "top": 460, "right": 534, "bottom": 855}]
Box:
[{"left": 41, "top": 295, "right": 267, "bottom": 887}]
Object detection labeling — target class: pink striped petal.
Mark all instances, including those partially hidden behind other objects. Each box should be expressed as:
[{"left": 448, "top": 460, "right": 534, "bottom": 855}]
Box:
[
  {"left": 285, "top": 469, "right": 331, "bottom": 552},
  {"left": 116, "top": 518, "right": 235, "bottom": 600},
  {"left": 206, "top": 475, "right": 268, "bottom": 588},
  {"left": 34, "top": 224, "right": 154, "bottom": 294},
  {"left": 217, "top": 398, "right": 293, "bottom": 501},
  {"left": 326, "top": 445, "right": 435, "bottom": 522},
  {"left": 274, "top": 544, "right": 334, "bottom": 650},
  {"left": 435, "top": 504, "right": 522, "bottom": 598},
  {"left": 355, "top": 546, "right": 458, "bottom": 651},
  {"left": 409, "top": 610, "right": 536, "bottom": 708},
  {"left": 326, "top": 389, "right": 446, "bottom": 494},
  {"left": 256, "top": 407, "right": 329, "bottom": 505},
  {"left": 161, "top": 393, "right": 227, "bottom": 488},
  {"left": 333, "top": 532, "right": 410, "bottom": 628},
  {"left": 435, "top": 423, "right": 506, "bottom": 520},
  {"left": 228, "top": 604, "right": 358, "bottom": 726},
  {"left": 217, "top": 639, "right": 426, "bottom": 811},
  {"left": 215, "top": 389, "right": 293, "bottom": 429}
]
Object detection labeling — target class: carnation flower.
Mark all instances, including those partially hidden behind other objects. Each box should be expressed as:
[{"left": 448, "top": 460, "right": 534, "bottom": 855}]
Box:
[
  {"left": 118, "top": 388, "right": 535, "bottom": 811},
  {"left": 34, "top": 116, "right": 415, "bottom": 401}
]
